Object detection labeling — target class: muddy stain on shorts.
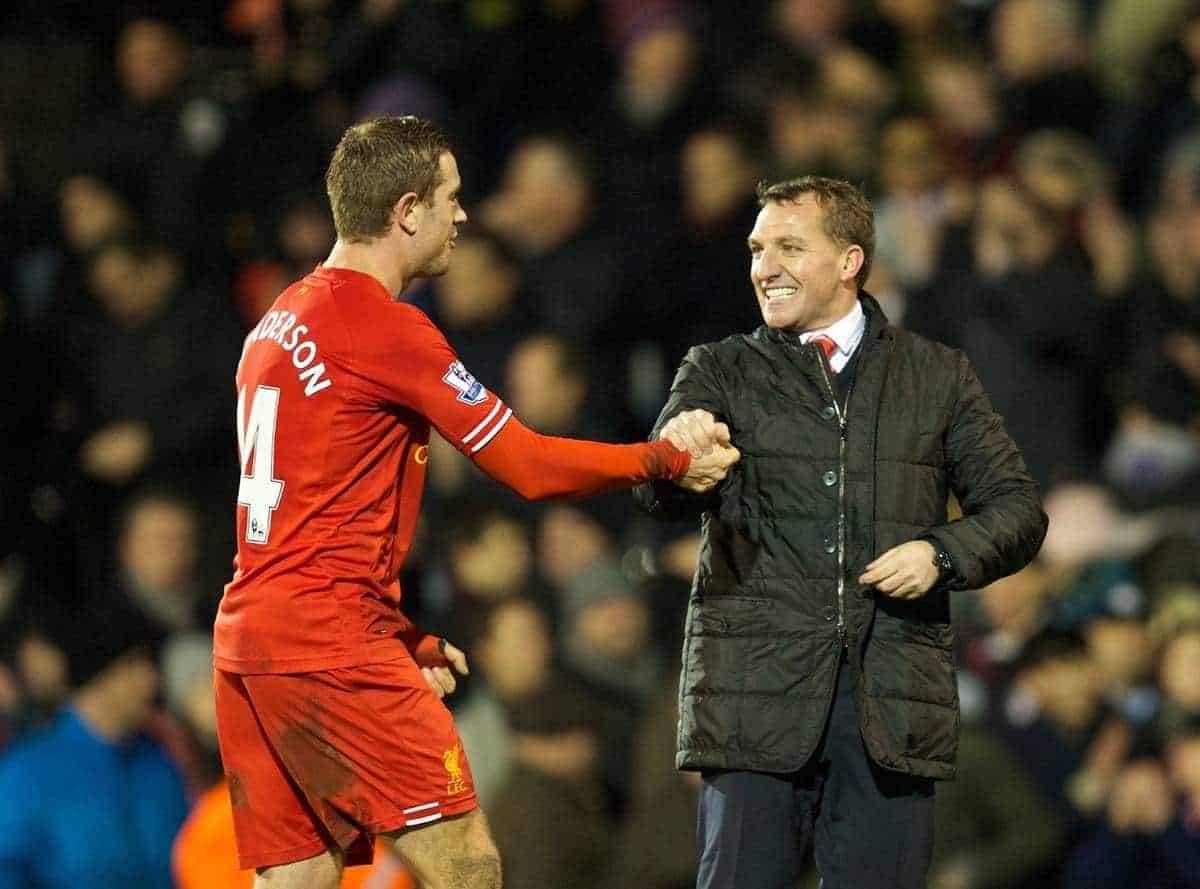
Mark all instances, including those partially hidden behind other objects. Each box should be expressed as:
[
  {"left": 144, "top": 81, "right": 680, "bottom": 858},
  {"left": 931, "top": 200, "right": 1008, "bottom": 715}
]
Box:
[{"left": 276, "top": 693, "right": 374, "bottom": 848}]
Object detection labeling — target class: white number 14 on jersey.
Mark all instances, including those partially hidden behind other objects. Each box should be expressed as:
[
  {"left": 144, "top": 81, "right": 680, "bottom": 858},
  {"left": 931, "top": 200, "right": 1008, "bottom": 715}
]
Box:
[{"left": 237, "top": 385, "right": 286, "bottom": 545}]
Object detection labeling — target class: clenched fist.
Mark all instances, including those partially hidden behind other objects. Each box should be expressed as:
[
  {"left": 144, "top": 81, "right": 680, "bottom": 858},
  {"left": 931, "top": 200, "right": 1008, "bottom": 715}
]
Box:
[{"left": 660, "top": 409, "right": 731, "bottom": 458}]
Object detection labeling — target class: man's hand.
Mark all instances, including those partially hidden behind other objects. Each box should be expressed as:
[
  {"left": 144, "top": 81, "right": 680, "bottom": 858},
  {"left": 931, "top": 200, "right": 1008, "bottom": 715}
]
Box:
[
  {"left": 859, "top": 540, "right": 938, "bottom": 599},
  {"left": 419, "top": 639, "right": 469, "bottom": 700},
  {"left": 677, "top": 443, "right": 740, "bottom": 493},
  {"left": 660, "top": 409, "right": 731, "bottom": 458}
]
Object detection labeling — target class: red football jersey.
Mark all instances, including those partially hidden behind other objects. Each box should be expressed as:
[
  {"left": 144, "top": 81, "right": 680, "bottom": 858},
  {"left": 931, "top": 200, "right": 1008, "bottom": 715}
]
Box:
[{"left": 214, "top": 266, "right": 516, "bottom": 674}]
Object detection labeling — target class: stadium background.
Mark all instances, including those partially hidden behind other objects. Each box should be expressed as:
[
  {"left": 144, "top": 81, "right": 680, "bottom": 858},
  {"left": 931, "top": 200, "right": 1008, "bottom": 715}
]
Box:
[{"left": 0, "top": 0, "right": 1199, "bottom": 886}]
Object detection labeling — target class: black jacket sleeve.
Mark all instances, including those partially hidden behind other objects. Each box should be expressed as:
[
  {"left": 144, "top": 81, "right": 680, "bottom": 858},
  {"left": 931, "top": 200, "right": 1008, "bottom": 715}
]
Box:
[
  {"left": 921, "top": 352, "right": 1048, "bottom": 589},
  {"left": 633, "top": 344, "right": 730, "bottom": 522}
]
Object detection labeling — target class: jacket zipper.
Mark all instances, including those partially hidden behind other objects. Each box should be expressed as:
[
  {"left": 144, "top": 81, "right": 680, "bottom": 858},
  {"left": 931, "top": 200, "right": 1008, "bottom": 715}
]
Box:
[{"left": 815, "top": 350, "right": 853, "bottom": 647}]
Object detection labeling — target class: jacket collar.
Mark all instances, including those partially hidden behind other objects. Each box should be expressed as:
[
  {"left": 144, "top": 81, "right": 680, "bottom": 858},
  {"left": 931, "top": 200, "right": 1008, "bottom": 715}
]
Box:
[{"left": 757, "top": 291, "right": 891, "bottom": 349}]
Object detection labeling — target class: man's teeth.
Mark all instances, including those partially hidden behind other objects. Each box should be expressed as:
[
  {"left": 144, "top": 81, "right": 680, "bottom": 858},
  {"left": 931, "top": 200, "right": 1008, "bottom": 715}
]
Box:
[{"left": 765, "top": 287, "right": 798, "bottom": 301}]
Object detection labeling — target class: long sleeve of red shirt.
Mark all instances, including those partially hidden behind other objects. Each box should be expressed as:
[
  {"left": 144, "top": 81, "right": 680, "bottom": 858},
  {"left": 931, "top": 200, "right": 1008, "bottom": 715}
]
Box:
[{"left": 469, "top": 415, "right": 691, "bottom": 500}]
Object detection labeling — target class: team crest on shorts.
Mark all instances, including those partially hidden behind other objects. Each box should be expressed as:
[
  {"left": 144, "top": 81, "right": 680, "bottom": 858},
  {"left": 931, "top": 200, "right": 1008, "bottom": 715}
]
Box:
[
  {"left": 443, "top": 743, "right": 467, "bottom": 795},
  {"left": 442, "top": 361, "right": 488, "bottom": 405}
]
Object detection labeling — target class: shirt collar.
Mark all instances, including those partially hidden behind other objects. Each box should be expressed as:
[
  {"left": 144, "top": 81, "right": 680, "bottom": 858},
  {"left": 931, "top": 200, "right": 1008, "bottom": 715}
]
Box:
[
  {"left": 310, "top": 264, "right": 394, "bottom": 302},
  {"left": 799, "top": 299, "right": 865, "bottom": 356}
]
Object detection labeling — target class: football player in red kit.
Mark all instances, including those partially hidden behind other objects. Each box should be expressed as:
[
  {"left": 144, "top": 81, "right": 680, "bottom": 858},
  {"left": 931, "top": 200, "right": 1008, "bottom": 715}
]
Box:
[{"left": 213, "top": 115, "right": 739, "bottom": 889}]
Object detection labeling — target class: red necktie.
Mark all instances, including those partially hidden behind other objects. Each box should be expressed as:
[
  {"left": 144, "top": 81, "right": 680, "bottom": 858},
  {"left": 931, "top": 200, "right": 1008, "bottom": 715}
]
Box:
[{"left": 811, "top": 335, "right": 838, "bottom": 373}]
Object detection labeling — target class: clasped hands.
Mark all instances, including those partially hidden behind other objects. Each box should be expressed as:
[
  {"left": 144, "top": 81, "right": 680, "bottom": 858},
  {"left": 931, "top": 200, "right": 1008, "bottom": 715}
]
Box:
[{"left": 659, "top": 409, "right": 741, "bottom": 493}]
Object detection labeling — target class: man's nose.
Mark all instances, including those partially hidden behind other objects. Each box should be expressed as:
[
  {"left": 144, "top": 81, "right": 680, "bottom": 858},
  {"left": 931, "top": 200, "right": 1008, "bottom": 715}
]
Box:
[{"left": 755, "top": 251, "right": 780, "bottom": 282}]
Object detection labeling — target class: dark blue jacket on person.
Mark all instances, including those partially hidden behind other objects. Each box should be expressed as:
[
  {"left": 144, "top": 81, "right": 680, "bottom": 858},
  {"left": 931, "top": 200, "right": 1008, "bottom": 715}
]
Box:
[
  {"left": 1062, "top": 820, "right": 1200, "bottom": 889},
  {"left": 0, "top": 707, "right": 190, "bottom": 889}
]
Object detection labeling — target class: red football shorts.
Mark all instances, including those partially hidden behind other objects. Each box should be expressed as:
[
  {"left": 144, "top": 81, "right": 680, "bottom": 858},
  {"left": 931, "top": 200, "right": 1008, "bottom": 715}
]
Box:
[{"left": 214, "top": 656, "right": 478, "bottom": 870}]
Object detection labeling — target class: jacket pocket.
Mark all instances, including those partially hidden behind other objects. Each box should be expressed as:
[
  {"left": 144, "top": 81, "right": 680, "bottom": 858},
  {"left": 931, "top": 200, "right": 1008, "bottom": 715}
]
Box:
[{"left": 679, "top": 596, "right": 777, "bottom": 753}]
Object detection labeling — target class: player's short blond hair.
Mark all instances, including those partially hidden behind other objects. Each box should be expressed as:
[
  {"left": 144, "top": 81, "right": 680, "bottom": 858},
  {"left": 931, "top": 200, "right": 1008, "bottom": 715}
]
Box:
[{"left": 325, "top": 116, "right": 451, "bottom": 243}]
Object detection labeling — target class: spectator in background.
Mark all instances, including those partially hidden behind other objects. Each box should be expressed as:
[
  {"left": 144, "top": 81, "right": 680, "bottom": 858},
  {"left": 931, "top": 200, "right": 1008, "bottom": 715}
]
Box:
[
  {"left": 20, "top": 173, "right": 137, "bottom": 326},
  {"left": 432, "top": 231, "right": 533, "bottom": 390},
  {"left": 917, "top": 50, "right": 1015, "bottom": 182},
  {"left": 639, "top": 122, "right": 763, "bottom": 387},
  {"left": 480, "top": 135, "right": 623, "bottom": 347},
  {"left": 1157, "top": 624, "right": 1200, "bottom": 739},
  {"left": 433, "top": 507, "right": 538, "bottom": 650},
  {"left": 1062, "top": 756, "right": 1200, "bottom": 888},
  {"left": 110, "top": 489, "right": 211, "bottom": 635},
  {"left": 991, "top": 0, "right": 1104, "bottom": 137},
  {"left": 929, "top": 174, "right": 1104, "bottom": 486},
  {"left": 536, "top": 505, "right": 615, "bottom": 596},
  {"left": 0, "top": 597, "right": 71, "bottom": 739},
  {"left": 560, "top": 557, "right": 664, "bottom": 814},
  {"left": 10, "top": 627, "right": 68, "bottom": 729},
  {"left": 53, "top": 237, "right": 240, "bottom": 580},
  {"left": 561, "top": 557, "right": 662, "bottom": 703},
  {"left": 460, "top": 595, "right": 615, "bottom": 888},
  {"left": 873, "top": 0, "right": 964, "bottom": 91},
  {"left": 488, "top": 683, "right": 611, "bottom": 889},
  {"left": 594, "top": 4, "right": 711, "bottom": 265},
  {"left": 500, "top": 335, "right": 640, "bottom": 531},
  {"left": 455, "top": 597, "right": 551, "bottom": 807},
  {"left": 0, "top": 596, "right": 188, "bottom": 889},
  {"left": 763, "top": 78, "right": 877, "bottom": 184},
  {"left": 872, "top": 113, "right": 973, "bottom": 328},
  {"left": 999, "top": 630, "right": 1117, "bottom": 829},
  {"left": 611, "top": 680, "right": 700, "bottom": 889},
  {"left": 1105, "top": 146, "right": 1200, "bottom": 506},
  {"left": 1119, "top": 6, "right": 1200, "bottom": 209},
  {"left": 1013, "top": 129, "right": 1138, "bottom": 300},
  {"left": 506, "top": 333, "right": 623, "bottom": 440},
  {"left": 233, "top": 192, "right": 336, "bottom": 327},
  {"left": 81, "top": 18, "right": 218, "bottom": 260},
  {"left": 929, "top": 680, "right": 1064, "bottom": 889},
  {"left": 961, "top": 564, "right": 1055, "bottom": 694}
]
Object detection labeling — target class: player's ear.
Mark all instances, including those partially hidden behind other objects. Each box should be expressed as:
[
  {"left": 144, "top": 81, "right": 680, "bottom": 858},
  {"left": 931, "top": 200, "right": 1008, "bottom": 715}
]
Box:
[
  {"left": 394, "top": 192, "right": 422, "bottom": 236},
  {"left": 840, "top": 245, "right": 864, "bottom": 284}
]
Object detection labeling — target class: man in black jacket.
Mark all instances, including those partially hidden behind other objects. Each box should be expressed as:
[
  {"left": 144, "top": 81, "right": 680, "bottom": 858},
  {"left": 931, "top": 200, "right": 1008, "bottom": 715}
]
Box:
[{"left": 636, "top": 176, "right": 1047, "bottom": 889}]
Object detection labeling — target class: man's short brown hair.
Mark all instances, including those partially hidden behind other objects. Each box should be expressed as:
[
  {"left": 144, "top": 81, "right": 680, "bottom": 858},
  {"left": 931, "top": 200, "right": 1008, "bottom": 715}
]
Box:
[
  {"left": 756, "top": 176, "right": 875, "bottom": 288},
  {"left": 325, "top": 116, "right": 451, "bottom": 243}
]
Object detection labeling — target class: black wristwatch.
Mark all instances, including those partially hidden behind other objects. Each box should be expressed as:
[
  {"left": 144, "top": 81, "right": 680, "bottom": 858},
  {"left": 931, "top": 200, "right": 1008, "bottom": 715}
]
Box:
[{"left": 930, "top": 544, "right": 955, "bottom": 584}]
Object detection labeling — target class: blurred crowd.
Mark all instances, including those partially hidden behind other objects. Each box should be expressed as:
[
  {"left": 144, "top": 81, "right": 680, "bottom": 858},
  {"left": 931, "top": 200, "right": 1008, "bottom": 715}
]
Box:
[{"left": 0, "top": 0, "right": 1199, "bottom": 887}]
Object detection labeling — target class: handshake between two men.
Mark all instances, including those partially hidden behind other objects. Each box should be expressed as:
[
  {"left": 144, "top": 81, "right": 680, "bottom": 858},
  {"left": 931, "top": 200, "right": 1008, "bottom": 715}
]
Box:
[
  {"left": 658, "top": 409, "right": 942, "bottom": 601},
  {"left": 661, "top": 409, "right": 741, "bottom": 494}
]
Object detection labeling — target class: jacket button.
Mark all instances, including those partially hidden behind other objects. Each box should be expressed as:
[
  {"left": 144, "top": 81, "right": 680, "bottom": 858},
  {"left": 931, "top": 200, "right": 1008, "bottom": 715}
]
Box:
[
  {"left": 822, "top": 606, "right": 835, "bottom": 621},
  {"left": 824, "top": 539, "right": 836, "bottom": 554},
  {"left": 822, "top": 470, "right": 837, "bottom": 486},
  {"left": 821, "top": 405, "right": 836, "bottom": 420}
]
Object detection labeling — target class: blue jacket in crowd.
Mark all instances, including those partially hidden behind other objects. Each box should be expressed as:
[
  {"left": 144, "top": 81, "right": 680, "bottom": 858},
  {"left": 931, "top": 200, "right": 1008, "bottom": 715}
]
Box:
[{"left": 0, "top": 707, "right": 190, "bottom": 889}]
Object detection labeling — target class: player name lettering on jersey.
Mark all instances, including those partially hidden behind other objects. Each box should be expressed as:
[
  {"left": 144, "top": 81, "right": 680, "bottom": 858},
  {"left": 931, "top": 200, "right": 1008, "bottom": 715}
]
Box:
[{"left": 241, "top": 309, "right": 332, "bottom": 397}]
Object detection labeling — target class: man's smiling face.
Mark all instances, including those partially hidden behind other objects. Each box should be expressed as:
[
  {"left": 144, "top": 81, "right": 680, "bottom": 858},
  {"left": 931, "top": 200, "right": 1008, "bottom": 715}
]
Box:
[{"left": 748, "top": 195, "right": 858, "bottom": 333}]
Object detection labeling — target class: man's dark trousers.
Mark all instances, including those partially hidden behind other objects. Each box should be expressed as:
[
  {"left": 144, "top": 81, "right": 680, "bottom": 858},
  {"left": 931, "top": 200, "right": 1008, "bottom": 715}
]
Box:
[{"left": 696, "top": 653, "right": 936, "bottom": 889}]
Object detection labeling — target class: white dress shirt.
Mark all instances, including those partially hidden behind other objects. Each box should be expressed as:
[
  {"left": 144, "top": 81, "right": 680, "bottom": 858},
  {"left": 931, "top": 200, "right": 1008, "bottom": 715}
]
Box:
[{"left": 799, "top": 299, "right": 866, "bottom": 374}]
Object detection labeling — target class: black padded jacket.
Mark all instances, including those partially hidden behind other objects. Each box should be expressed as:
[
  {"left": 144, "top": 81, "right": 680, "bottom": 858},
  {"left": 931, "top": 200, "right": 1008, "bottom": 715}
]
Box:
[{"left": 635, "top": 294, "right": 1047, "bottom": 779}]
